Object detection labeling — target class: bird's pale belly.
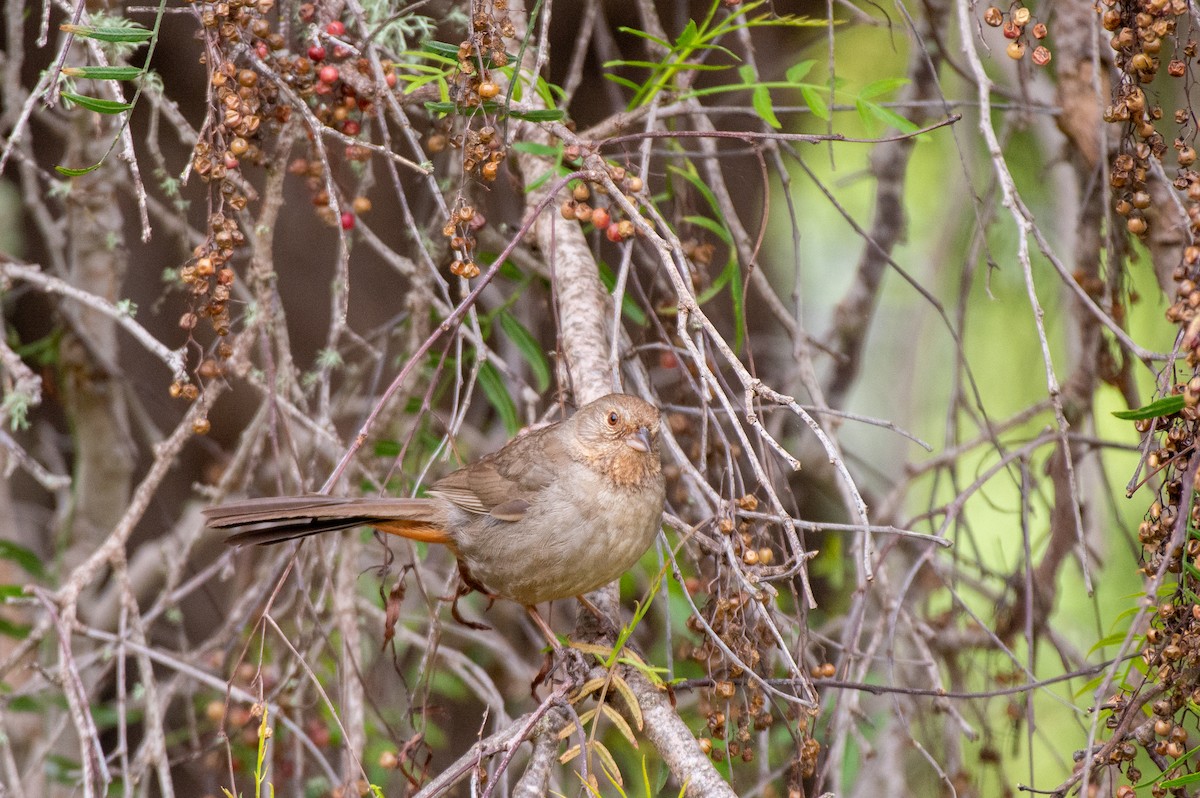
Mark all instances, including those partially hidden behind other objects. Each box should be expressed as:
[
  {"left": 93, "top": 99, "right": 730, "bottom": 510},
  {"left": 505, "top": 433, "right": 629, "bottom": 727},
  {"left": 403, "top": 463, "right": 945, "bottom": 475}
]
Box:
[{"left": 454, "top": 473, "right": 664, "bottom": 605}]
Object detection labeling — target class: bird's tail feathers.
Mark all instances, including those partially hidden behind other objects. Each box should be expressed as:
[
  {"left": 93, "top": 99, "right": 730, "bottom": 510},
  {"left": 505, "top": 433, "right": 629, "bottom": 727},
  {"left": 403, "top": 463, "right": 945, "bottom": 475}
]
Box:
[{"left": 204, "top": 495, "right": 449, "bottom": 547}]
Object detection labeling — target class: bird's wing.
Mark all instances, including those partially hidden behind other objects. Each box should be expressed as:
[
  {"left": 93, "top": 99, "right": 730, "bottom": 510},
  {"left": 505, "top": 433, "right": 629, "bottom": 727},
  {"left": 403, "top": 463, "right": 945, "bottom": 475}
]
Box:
[{"left": 430, "top": 422, "right": 569, "bottom": 521}]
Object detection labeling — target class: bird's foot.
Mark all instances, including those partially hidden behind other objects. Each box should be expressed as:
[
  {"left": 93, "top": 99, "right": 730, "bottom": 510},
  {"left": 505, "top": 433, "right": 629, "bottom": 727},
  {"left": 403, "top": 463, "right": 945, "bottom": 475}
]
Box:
[{"left": 530, "top": 644, "right": 590, "bottom": 699}]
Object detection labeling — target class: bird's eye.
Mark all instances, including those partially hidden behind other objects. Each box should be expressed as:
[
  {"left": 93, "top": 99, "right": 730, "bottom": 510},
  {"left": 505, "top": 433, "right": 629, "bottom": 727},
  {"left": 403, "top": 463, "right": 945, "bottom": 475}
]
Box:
[{"left": 607, "top": 411, "right": 620, "bottom": 426}]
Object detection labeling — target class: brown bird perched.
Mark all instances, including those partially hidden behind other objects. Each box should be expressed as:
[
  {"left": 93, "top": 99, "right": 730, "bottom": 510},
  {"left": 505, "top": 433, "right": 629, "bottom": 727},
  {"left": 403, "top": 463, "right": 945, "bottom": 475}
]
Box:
[{"left": 205, "top": 394, "right": 665, "bottom": 631}]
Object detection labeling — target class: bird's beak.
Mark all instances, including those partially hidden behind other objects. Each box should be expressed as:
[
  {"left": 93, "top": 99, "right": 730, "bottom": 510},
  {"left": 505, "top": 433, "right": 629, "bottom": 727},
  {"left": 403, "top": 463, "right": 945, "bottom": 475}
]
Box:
[{"left": 626, "top": 425, "right": 653, "bottom": 453}]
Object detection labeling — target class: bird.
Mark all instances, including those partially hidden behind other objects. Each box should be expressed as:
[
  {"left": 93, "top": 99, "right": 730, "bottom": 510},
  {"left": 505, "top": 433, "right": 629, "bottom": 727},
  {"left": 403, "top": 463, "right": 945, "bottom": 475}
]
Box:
[{"left": 204, "top": 394, "right": 665, "bottom": 638}]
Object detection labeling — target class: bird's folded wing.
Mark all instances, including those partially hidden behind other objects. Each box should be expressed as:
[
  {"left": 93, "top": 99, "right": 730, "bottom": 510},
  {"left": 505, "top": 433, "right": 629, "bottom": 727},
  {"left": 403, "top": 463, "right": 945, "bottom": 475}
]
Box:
[{"left": 430, "top": 423, "right": 569, "bottom": 520}]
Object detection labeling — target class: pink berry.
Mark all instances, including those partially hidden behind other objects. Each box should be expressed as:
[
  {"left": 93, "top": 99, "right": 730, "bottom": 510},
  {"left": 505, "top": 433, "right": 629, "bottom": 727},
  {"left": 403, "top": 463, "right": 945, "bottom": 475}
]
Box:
[
  {"left": 318, "top": 65, "right": 339, "bottom": 84},
  {"left": 340, "top": 212, "right": 355, "bottom": 230},
  {"left": 342, "top": 120, "right": 360, "bottom": 136}
]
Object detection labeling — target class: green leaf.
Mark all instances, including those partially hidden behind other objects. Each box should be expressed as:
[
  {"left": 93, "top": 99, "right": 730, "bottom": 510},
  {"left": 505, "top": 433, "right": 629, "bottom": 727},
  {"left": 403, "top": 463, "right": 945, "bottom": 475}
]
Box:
[
  {"left": 0, "top": 585, "right": 24, "bottom": 599},
  {"left": 604, "top": 74, "right": 643, "bottom": 92},
  {"left": 498, "top": 312, "right": 551, "bottom": 392},
  {"left": 1160, "top": 772, "right": 1200, "bottom": 789},
  {"left": 0, "top": 618, "right": 31, "bottom": 639},
  {"left": 61, "top": 91, "right": 133, "bottom": 114},
  {"left": 858, "top": 77, "right": 909, "bottom": 99},
  {"left": 615, "top": 26, "right": 672, "bottom": 49},
  {"left": 507, "top": 108, "right": 565, "bottom": 122},
  {"left": 374, "top": 440, "right": 401, "bottom": 458},
  {"left": 55, "top": 163, "right": 103, "bottom": 177},
  {"left": 862, "top": 101, "right": 920, "bottom": 134},
  {"left": 674, "top": 19, "right": 699, "bottom": 48},
  {"left": 477, "top": 362, "right": 519, "bottom": 435},
  {"left": 0, "top": 540, "right": 45, "bottom": 580},
  {"left": 799, "top": 85, "right": 829, "bottom": 120},
  {"left": 1112, "top": 395, "right": 1186, "bottom": 420},
  {"left": 60, "top": 23, "right": 153, "bottom": 43},
  {"left": 511, "top": 141, "right": 561, "bottom": 157},
  {"left": 785, "top": 60, "right": 815, "bottom": 84},
  {"left": 682, "top": 214, "right": 733, "bottom": 245},
  {"left": 421, "top": 40, "right": 461, "bottom": 60},
  {"left": 749, "top": 83, "right": 780, "bottom": 129},
  {"left": 61, "top": 65, "right": 144, "bottom": 80}
]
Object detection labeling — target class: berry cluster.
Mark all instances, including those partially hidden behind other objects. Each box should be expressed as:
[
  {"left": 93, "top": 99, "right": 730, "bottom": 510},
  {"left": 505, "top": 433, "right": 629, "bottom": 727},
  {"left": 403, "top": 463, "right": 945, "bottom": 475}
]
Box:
[
  {"left": 982, "top": 4, "right": 1051, "bottom": 65},
  {"left": 558, "top": 164, "right": 646, "bottom": 243}
]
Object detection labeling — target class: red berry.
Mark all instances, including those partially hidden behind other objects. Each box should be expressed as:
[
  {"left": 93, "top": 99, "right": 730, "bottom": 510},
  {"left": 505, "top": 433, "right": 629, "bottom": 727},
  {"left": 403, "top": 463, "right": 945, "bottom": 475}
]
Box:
[
  {"left": 318, "top": 65, "right": 339, "bottom": 84},
  {"left": 591, "top": 207, "right": 611, "bottom": 229},
  {"left": 342, "top": 119, "right": 360, "bottom": 136},
  {"left": 326, "top": 20, "right": 345, "bottom": 36},
  {"left": 340, "top": 211, "right": 355, "bottom": 230},
  {"left": 385, "top": 72, "right": 397, "bottom": 88},
  {"left": 308, "top": 45, "right": 326, "bottom": 62},
  {"left": 605, "top": 224, "right": 623, "bottom": 242},
  {"left": 333, "top": 45, "right": 351, "bottom": 60}
]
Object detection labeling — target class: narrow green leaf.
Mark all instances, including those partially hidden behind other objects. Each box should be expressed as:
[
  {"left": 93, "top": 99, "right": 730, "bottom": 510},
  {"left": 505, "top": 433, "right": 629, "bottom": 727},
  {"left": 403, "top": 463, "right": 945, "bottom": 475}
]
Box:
[
  {"left": 0, "top": 618, "right": 30, "bottom": 639},
  {"left": 864, "top": 101, "right": 920, "bottom": 134},
  {"left": 421, "top": 41, "right": 461, "bottom": 60},
  {"left": 785, "top": 60, "right": 815, "bottom": 84},
  {"left": 62, "top": 65, "right": 144, "bottom": 80},
  {"left": 855, "top": 98, "right": 872, "bottom": 131},
  {"left": 508, "top": 108, "right": 565, "bottom": 122},
  {"left": 751, "top": 84, "right": 780, "bottom": 129},
  {"left": 0, "top": 585, "right": 24, "bottom": 599},
  {"left": 614, "top": 27, "right": 672, "bottom": 49},
  {"left": 511, "top": 141, "right": 561, "bottom": 157},
  {"left": 55, "top": 163, "right": 103, "bottom": 177},
  {"left": 60, "top": 23, "right": 153, "bottom": 43},
  {"left": 374, "top": 440, "right": 402, "bottom": 458},
  {"left": 498, "top": 311, "right": 551, "bottom": 392},
  {"left": 477, "top": 362, "right": 519, "bottom": 434},
  {"left": 858, "top": 77, "right": 909, "bottom": 99},
  {"left": 603, "top": 74, "right": 643, "bottom": 92},
  {"left": 61, "top": 91, "right": 133, "bottom": 114},
  {"left": 1160, "top": 772, "right": 1200, "bottom": 789},
  {"left": 682, "top": 214, "right": 733, "bottom": 245},
  {"left": 667, "top": 164, "right": 724, "bottom": 223},
  {"left": 799, "top": 86, "right": 829, "bottom": 120},
  {"left": 1112, "top": 394, "right": 1186, "bottom": 420},
  {"left": 0, "top": 540, "right": 45, "bottom": 580}
]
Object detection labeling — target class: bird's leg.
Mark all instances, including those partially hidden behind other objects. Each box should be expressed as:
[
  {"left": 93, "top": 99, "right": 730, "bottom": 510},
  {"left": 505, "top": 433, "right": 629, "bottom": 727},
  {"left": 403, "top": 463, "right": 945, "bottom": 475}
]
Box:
[
  {"left": 525, "top": 604, "right": 561, "bottom": 650},
  {"left": 527, "top": 605, "right": 591, "bottom": 698},
  {"left": 446, "top": 561, "right": 495, "bottom": 631}
]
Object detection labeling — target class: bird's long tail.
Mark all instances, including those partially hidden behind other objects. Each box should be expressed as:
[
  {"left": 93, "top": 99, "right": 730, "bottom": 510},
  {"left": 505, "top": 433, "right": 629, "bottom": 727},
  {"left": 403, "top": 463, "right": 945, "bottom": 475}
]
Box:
[{"left": 204, "top": 495, "right": 450, "bottom": 547}]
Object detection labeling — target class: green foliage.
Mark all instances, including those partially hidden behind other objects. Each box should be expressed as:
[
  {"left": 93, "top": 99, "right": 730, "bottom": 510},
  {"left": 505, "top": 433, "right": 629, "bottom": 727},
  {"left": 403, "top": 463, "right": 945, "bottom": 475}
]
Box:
[
  {"left": 1111, "top": 394, "right": 1185, "bottom": 420},
  {"left": 476, "top": 360, "right": 519, "bottom": 434},
  {"left": 55, "top": 9, "right": 163, "bottom": 176},
  {"left": 605, "top": 0, "right": 819, "bottom": 109},
  {"left": 402, "top": 41, "right": 566, "bottom": 122}
]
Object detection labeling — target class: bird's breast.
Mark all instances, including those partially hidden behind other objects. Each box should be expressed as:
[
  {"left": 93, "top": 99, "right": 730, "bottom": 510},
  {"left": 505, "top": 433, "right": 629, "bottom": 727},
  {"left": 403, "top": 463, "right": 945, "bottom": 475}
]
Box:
[{"left": 452, "top": 461, "right": 664, "bottom": 606}]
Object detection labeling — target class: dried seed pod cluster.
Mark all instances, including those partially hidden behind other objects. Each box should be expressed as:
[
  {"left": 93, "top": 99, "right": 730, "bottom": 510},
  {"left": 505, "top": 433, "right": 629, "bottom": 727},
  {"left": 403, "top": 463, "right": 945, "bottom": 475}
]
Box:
[
  {"left": 982, "top": 4, "right": 1051, "bottom": 64},
  {"left": 558, "top": 165, "right": 647, "bottom": 242},
  {"left": 443, "top": 201, "right": 485, "bottom": 279},
  {"left": 1100, "top": 387, "right": 1200, "bottom": 792},
  {"left": 1099, "top": 0, "right": 1197, "bottom": 239}
]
